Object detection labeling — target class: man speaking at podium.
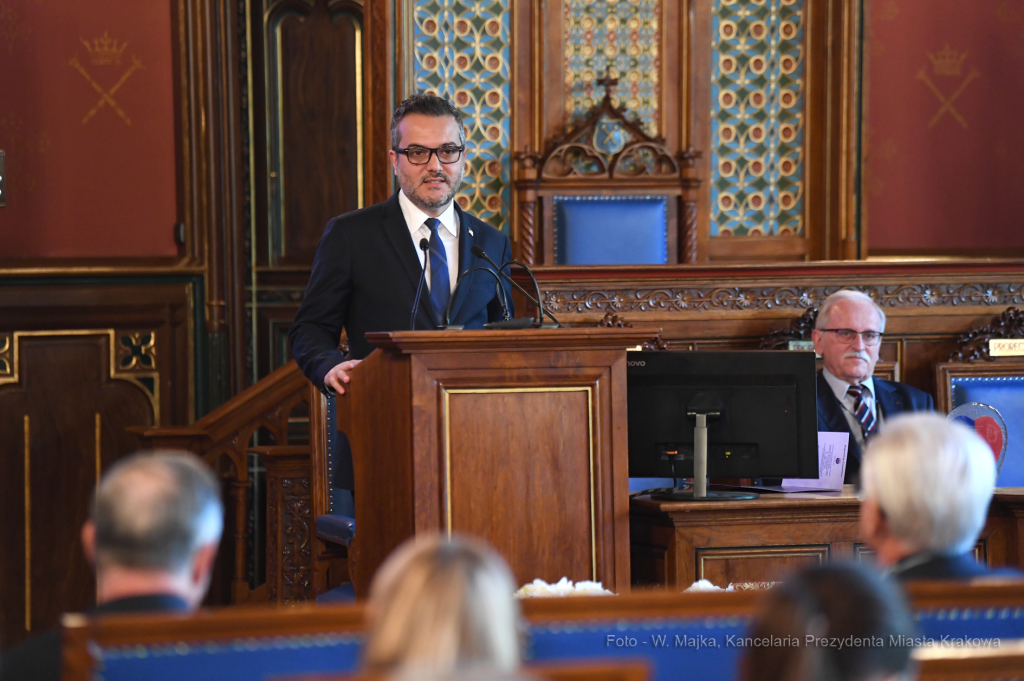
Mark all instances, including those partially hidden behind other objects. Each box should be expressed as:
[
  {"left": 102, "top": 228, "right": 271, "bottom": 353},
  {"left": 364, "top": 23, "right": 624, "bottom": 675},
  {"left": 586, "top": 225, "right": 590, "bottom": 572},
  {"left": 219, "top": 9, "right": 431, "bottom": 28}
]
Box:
[
  {"left": 290, "top": 93, "right": 513, "bottom": 396},
  {"left": 812, "top": 290, "right": 933, "bottom": 483}
]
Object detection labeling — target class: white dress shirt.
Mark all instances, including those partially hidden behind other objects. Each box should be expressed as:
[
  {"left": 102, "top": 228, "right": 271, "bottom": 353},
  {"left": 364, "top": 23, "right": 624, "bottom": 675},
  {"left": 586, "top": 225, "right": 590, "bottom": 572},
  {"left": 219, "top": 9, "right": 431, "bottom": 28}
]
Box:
[
  {"left": 397, "top": 189, "right": 459, "bottom": 294},
  {"left": 822, "top": 367, "right": 881, "bottom": 452}
]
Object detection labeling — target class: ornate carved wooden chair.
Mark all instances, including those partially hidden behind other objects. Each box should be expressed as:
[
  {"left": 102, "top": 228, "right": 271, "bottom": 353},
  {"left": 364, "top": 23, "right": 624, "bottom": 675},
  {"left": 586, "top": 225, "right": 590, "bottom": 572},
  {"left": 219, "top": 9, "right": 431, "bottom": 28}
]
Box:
[
  {"left": 936, "top": 307, "right": 1024, "bottom": 486},
  {"left": 516, "top": 71, "right": 700, "bottom": 265}
]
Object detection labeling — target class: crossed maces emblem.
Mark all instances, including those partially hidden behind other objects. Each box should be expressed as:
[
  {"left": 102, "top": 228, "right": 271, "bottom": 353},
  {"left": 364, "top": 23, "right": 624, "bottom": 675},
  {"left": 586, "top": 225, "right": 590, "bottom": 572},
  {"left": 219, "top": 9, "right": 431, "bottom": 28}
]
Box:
[{"left": 69, "top": 32, "right": 143, "bottom": 126}]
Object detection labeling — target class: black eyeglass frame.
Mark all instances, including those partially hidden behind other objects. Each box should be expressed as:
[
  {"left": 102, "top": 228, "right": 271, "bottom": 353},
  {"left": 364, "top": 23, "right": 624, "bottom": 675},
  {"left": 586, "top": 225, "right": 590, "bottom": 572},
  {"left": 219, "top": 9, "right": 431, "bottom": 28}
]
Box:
[
  {"left": 818, "top": 328, "right": 884, "bottom": 346},
  {"left": 392, "top": 145, "right": 466, "bottom": 165}
]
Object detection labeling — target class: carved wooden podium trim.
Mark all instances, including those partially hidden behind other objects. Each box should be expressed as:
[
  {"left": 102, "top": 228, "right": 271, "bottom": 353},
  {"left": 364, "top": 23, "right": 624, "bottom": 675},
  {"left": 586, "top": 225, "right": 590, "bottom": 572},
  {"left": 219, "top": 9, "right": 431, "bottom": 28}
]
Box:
[{"left": 441, "top": 385, "right": 597, "bottom": 580}]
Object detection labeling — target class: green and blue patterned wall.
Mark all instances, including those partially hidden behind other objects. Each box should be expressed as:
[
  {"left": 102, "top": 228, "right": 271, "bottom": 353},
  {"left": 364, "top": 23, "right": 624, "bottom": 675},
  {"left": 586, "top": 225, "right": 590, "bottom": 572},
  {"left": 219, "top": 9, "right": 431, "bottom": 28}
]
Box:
[
  {"left": 413, "top": 0, "right": 511, "bottom": 234},
  {"left": 711, "top": 0, "right": 806, "bottom": 236}
]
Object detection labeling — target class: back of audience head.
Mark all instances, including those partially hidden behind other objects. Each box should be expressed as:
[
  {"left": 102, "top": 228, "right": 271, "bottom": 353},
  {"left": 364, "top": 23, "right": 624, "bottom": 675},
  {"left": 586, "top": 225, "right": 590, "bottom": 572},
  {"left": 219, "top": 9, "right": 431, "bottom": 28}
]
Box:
[
  {"left": 82, "top": 450, "right": 223, "bottom": 608},
  {"left": 859, "top": 412, "right": 996, "bottom": 566},
  {"left": 363, "top": 533, "right": 522, "bottom": 677},
  {"left": 740, "top": 563, "right": 916, "bottom": 681}
]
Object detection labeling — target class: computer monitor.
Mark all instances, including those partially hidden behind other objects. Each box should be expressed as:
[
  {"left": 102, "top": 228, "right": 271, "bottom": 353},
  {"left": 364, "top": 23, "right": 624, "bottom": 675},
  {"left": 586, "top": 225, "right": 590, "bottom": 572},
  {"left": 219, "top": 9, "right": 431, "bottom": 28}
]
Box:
[{"left": 627, "top": 350, "right": 818, "bottom": 496}]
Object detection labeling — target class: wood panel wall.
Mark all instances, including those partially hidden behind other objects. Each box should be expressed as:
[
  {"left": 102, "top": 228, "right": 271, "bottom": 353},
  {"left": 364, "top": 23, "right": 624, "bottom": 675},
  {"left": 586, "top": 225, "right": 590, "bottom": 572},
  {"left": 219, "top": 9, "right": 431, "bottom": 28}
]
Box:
[{"left": 0, "top": 278, "right": 198, "bottom": 649}]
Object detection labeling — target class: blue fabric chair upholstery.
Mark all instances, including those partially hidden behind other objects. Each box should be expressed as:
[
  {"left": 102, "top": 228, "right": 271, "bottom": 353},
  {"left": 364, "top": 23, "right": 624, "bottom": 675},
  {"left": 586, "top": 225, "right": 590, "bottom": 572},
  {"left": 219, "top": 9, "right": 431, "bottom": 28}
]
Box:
[
  {"left": 553, "top": 195, "right": 669, "bottom": 265},
  {"left": 526, "top": 614, "right": 750, "bottom": 681},
  {"left": 324, "top": 393, "right": 355, "bottom": 532},
  {"left": 951, "top": 376, "right": 1024, "bottom": 486},
  {"left": 80, "top": 603, "right": 1024, "bottom": 681},
  {"left": 91, "top": 634, "right": 363, "bottom": 681},
  {"left": 916, "top": 603, "right": 1024, "bottom": 641}
]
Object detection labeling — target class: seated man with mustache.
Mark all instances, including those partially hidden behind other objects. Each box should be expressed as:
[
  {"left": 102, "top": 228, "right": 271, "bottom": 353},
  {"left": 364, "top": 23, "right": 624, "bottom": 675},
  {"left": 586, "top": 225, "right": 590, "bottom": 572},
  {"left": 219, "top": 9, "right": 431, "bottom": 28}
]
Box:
[{"left": 811, "top": 290, "right": 934, "bottom": 484}]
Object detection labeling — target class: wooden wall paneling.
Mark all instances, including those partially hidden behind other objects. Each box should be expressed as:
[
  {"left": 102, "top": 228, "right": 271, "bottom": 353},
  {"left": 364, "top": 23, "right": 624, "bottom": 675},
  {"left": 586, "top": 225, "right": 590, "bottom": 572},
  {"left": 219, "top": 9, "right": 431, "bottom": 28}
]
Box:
[
  {"left": 363, "top": 0, "right": 396, "bottom": 207},
  {"left": 0, "top": 278, "right": 198, "bottom": 650},
  {"left": 263, "top": 0, "right": 363, "bottom": 267}
]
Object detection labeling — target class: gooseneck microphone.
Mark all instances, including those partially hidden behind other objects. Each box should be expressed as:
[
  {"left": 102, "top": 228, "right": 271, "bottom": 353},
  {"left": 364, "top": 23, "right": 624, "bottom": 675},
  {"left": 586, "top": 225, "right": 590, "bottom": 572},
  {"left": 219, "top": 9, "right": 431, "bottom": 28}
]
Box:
[
  {"left": 444, "top": 266, "right": 511, "bottom": 327},
  {"left": 409, "top": 238, "right": 431, "bottom": 330},
  {"left": 471, "top": 245, "right": 562, "bottom": 328}
]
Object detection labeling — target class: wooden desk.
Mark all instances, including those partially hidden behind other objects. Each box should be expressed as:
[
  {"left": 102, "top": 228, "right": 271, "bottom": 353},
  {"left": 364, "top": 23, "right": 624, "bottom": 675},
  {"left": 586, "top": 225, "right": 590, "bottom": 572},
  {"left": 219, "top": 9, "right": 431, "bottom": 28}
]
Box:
[{"left": 630, "top": 486, "right": 1024, "bottom": 589}]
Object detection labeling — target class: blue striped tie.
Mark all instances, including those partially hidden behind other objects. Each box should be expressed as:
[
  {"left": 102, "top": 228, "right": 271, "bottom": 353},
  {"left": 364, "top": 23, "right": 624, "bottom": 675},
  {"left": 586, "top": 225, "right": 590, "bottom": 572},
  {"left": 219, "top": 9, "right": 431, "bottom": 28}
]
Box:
[
  {"left": 425, "top": 218, "right": 450, "bottom": 324},
  {"left": 847, "top": 384, "right": 877, "bottom": 441}
]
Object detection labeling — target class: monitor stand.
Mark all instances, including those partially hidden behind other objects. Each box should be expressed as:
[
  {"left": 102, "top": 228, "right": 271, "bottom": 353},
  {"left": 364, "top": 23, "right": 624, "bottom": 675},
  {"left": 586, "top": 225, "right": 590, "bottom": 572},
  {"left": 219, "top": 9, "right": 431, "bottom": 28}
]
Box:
[{"left": 651, "top": 412, "right": 759, "bottom": 501}]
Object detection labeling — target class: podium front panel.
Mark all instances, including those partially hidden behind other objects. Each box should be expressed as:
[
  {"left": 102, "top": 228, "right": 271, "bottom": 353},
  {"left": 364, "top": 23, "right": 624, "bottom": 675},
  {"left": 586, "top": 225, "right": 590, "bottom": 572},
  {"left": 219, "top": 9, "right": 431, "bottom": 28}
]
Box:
[{"left": 443, "top": 386, "right": 596, "bottom": 586}]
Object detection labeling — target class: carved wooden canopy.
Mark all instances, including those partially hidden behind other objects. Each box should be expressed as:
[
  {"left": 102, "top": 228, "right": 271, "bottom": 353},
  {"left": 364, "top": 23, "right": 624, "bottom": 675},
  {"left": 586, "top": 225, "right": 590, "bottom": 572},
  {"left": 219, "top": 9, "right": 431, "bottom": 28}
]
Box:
[{"left": 518, "top": 69, "right": 699, "bottom": 181}]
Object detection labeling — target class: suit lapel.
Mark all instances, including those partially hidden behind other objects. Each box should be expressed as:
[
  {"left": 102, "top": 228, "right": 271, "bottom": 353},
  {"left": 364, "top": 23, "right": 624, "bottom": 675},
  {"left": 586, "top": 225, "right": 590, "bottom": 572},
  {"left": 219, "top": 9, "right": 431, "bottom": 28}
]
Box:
[
  {"left": 445, "top": 203, "right": 478, "bottom": 323},
  {"left": 874, "top": 379, "right": 902, "bottom": 418},
  {"left": 381, "top": 192, "right": 440, "bottom": 328}
]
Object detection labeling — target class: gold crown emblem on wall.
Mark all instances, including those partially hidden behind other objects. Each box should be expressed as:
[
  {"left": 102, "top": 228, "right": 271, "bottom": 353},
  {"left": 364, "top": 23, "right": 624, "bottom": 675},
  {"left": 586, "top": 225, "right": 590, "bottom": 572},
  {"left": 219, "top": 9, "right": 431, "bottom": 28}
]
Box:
[
  {"left": 927, "top": 44, "right": 968, "bottom": 76},
  {"left": 81, "top": 31, "right": 128, "bottom": 66}
]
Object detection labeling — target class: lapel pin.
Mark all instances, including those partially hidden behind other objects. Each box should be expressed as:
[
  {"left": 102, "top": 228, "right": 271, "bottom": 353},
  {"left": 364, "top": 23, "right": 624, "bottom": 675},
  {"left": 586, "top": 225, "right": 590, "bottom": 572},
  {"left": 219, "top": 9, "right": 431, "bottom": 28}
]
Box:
[{"left": 469, "top": 228, "right": 474, "bottom": 237}]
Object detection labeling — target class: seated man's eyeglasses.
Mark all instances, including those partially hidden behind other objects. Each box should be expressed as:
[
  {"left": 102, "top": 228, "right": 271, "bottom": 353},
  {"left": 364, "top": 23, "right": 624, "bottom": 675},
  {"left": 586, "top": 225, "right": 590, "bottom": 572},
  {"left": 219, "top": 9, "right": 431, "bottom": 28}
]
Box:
[
  {"left": 393, "top": 145, "right": 465, "bottom": 165},
  {"left": 820, "top": 328, "right": 884, "bottom": 346}
]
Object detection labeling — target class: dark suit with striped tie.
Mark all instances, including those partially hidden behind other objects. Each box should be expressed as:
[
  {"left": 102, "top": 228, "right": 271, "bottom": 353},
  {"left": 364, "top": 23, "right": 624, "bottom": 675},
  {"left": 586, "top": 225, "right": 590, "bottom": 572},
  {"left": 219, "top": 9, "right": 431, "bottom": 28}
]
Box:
[{"left": 816, "top": 371, "right": 935, "bottom": 483}]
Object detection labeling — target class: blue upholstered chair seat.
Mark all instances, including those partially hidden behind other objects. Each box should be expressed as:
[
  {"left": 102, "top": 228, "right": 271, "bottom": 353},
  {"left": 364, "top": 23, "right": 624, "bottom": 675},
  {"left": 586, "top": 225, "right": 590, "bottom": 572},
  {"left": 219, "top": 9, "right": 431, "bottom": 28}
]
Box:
[{"left": 553, "top": 195, "right": 669, "bottom": 265}]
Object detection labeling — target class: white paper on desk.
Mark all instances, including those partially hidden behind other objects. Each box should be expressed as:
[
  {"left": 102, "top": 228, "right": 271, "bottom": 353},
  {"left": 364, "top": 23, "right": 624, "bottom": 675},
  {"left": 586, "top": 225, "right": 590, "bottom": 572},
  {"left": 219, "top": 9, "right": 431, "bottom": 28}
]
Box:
[{"left": 781, "top": 432, "right": 850, "bottom": 492}]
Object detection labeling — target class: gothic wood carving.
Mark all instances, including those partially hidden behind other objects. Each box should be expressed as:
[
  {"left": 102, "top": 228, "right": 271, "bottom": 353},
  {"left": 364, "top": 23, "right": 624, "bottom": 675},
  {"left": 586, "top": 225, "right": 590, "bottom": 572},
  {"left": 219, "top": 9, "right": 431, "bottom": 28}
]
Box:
[
  {"left": 950, "top": 307, "right": 1024, "bottom": 362},
  {"left": 760, "top": 308, "right": 820, "bottom": 349},
  {"left": 542, "top": 283, "right": 1024, "bottom": 316}
]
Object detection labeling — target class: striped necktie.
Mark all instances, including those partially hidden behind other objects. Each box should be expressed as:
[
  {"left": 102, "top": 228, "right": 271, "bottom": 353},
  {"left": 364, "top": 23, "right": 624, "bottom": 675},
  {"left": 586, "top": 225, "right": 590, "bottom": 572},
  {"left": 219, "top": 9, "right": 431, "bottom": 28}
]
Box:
[
  {"left": 424, "top": 218, "right": 450, "bottom": 324},
  {"left": 846, "top": 383, "right": 877, "bottom": 440}
]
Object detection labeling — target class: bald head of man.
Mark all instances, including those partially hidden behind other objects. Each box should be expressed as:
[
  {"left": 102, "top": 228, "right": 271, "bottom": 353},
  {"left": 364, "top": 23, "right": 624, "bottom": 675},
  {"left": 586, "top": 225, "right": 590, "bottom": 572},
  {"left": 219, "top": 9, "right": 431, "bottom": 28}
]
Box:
[{"left": 81, "top": 451, "right": 223, "bottom": 608}]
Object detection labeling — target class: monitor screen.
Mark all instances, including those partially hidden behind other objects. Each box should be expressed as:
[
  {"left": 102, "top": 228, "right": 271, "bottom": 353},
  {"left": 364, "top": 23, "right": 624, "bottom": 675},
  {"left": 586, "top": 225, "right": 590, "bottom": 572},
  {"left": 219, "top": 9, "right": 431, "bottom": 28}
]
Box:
[{"left": 627, "top": 350, "right": 818, "bottom": 479}]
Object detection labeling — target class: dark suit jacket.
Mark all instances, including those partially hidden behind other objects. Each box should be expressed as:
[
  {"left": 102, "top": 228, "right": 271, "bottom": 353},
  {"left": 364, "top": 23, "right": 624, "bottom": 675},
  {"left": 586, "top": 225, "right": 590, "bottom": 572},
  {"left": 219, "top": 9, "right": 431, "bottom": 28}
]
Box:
[
  {"left": 0, "top": 594, "right": 189, "bottom": 681},
  {"left": 891, "top": 552, "right": 1023, "bottom": 582},
  {"left": 289, "top": 191, "right": 514, "bottom": 392},
  {"left": 816, "top": 371, "right": 934, "bottom": 483}
]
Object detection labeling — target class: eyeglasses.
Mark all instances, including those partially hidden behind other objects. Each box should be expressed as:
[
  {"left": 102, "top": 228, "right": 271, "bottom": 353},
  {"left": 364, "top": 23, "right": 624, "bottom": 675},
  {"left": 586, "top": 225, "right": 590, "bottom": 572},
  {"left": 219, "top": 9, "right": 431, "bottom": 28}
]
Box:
[
  {"left": 393, "top": 145, "right": 465, "bottom": 165},
  {"left": 819, "top": 328, "right": 883, "bottom": 346}
]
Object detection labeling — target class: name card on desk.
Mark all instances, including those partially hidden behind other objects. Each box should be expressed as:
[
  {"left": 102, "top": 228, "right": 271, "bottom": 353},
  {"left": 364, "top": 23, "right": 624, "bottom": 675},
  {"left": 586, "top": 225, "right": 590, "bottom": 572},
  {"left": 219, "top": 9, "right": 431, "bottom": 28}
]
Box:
[{"left": 781, "top": 432, "right": 850, "bottom": 492}]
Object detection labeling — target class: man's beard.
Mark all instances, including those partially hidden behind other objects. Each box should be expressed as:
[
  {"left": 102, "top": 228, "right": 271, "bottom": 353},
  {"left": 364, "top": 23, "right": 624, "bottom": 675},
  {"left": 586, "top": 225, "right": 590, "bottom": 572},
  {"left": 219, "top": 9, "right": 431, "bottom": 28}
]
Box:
[{"left": 407, "top": 171, "right": 462, "bottom": 210}]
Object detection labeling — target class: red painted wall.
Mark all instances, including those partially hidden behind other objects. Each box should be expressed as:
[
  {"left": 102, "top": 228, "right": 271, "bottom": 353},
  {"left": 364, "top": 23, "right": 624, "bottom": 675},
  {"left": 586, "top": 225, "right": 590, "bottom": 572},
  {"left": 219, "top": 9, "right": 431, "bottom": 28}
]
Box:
[
  {"left": 863, "top": 0, "right": 1024, "bottom": 253},
  {"left": 0, "top": 1, "right": 179, "bottom": 258}
]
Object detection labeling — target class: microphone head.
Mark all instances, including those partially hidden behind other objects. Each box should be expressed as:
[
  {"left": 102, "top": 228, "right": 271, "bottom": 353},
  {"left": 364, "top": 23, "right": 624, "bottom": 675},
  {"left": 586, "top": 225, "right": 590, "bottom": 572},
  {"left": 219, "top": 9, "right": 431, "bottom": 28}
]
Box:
[
  {"left": 419, "top": 238, "right": 429, "bottom": 251},
  {"left": 470, "top": 245, "right": 486, "bottom": 258}
]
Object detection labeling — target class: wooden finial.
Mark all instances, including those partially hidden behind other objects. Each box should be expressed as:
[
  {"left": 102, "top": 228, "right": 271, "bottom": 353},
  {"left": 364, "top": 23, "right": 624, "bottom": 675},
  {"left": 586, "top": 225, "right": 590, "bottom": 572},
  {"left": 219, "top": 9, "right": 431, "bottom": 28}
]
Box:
[{"left": 597, "top": 65, "right": 619, "bottom": 103}]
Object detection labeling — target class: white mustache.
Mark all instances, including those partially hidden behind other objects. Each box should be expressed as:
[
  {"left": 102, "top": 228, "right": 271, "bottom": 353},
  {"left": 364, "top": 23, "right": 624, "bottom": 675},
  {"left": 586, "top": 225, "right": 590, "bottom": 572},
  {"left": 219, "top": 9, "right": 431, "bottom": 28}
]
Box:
[
  {"left": 844, "top": 350, "right": 871, "bottom": 362},
  {"left": 421, "top": 173, "right": 448, "bottom": 185}
]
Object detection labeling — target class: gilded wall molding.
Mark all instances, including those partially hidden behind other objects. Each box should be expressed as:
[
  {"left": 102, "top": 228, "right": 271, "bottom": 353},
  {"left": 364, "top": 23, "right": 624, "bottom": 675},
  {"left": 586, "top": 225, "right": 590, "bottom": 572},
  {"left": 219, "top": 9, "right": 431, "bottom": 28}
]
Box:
[{"left": 0, "top": 329, "right": 160, "bottom": 424}]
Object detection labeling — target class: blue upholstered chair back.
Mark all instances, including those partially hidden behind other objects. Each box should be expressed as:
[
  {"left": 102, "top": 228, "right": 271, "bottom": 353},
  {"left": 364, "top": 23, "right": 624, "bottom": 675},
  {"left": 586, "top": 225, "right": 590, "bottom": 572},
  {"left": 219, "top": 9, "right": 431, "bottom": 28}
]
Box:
[
  {"left": 89, "top": 633, "right": 363, "bottom": 681},
  {"left": 325, "top": 392, "right": 354, "bottom": 517},
  {"left": 73, "top": 600, "right": 1024, "bottom": 681},
  {"left": 553, "top": 195, "right": 669, "bottom": 265},
  {"left": 916, "top": 603, "right": 1024, "bottom": 641},
  {"left": 314, "top": 392, "right": 355, "bottom": 550},
  {"left": 527, "top": 613, "right": 749, "bottom": 681},
  {"left": 951, "top": 376, "right": 1024, "bottom": 486}
]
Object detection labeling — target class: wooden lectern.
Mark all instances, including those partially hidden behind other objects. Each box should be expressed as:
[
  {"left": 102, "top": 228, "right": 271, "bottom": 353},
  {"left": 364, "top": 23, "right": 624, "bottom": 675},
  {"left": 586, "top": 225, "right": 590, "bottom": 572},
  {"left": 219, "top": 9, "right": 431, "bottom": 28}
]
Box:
[{"left": 328, "top": 328, "right": 654, "bottom": 597}]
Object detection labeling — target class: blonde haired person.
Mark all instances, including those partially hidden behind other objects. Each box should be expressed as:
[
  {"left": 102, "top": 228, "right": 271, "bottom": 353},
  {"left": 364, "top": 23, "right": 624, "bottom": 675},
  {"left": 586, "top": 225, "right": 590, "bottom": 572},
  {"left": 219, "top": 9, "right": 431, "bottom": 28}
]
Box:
[
  {"left": 363, "top": 534, "right": 522, "bottom": 676},
  {"left": 859, "top": 412, "right": 1021, "bottom": 581}
]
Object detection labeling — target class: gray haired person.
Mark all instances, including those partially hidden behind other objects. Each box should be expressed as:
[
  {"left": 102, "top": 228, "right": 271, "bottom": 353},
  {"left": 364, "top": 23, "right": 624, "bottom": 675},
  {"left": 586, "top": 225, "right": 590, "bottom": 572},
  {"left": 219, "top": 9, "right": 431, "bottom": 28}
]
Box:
[
  {"left": 1, "top": 451, "right": 223, "bottom": 681},
  {"left": 859, "top": 413, "right": 1021, "bottom": 581}
]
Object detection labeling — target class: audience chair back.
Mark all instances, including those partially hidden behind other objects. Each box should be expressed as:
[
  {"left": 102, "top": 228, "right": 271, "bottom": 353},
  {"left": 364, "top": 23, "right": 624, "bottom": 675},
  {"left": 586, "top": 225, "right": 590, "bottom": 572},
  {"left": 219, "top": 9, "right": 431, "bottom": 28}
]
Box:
[{"left": 61, "top": 584, "right": 1024, "bottom": 681}]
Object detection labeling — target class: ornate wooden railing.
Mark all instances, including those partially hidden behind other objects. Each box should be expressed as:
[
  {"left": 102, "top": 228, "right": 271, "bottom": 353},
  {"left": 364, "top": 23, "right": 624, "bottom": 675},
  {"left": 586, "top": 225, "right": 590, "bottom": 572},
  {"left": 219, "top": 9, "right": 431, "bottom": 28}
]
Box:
[{"left": 133, "top": 360, "right": 310, "bottom": 604}]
